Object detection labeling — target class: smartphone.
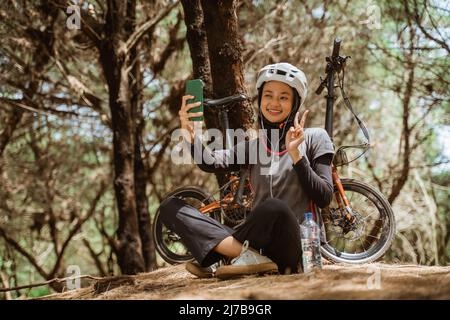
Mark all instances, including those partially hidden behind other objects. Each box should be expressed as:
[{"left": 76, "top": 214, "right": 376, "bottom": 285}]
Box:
[{"left": 185, "top": 79, "right": 204, "bottom": 121}]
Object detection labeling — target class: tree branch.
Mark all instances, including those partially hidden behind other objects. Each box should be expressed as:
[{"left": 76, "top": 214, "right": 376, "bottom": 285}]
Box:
[
  {"left": 409, "top": 0, "right": 450, "bottom": 54},
  {"left": 152, "top": 11, "right": 185, "bottom": 75},
  {"left": 125, "top": 0, "right": 180, "bottom": 52},
  {"left": 0, "top": 97, "right": 81, "bottom": 118},
  {"left": 0, "top": 227, "right": 49, "bottom": 280},
  {"left": 49, "top": 182, "right": 107, "bottom": 277},
  {"left": 53, "top": 0, "right": 103, "bottom": 46},
  {"left": 0, "top": 274, "right": 103, "bottom": 293},
  {"left": 0, "top": 270, "right": 12, "bottom": 300},
  {"left": 0, "top": 106, "right": 23, "bottom": 157},
  {"left": 82, "top": 238, "right": 107, "bottom": 277},
  {"left": 388, "top": 13, "right": 416, "bottom": 204}
]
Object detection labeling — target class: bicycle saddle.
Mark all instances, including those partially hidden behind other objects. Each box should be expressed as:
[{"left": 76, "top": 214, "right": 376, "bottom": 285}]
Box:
[{"left": 204, "top": 93, "right": 248, "bottom": 108}]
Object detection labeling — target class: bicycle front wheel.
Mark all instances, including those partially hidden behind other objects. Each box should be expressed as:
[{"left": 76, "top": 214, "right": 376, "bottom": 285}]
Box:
[{"left": 319, "top": 179, "right": 396, "bottom": 264}]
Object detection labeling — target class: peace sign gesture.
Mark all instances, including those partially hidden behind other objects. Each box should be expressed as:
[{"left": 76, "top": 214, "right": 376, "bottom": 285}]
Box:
[{"left": 285, "top": 109, "right": 309, "bottom": 161}]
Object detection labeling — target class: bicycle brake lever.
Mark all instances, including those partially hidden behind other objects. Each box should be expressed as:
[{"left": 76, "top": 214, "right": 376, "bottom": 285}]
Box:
[{"left": 315, "top": 76, "right": 328, "bottom": 95}]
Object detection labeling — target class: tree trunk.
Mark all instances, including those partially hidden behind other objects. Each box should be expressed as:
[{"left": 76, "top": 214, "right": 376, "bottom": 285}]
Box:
[
  {"left": 99, "top": 0, "right": 145, "bottom": 274},
  {"left": 200, "top": 0, "right": 254, "bottom": 131},
  {"left": 200, "top": 0, "right": 254, "bottom": 186},
  {"left": 131, "top": 48, "right": 157, "bottom": 271},
  {"left": 387, "top": 19, "right": 416, "bottom": 205},
  {"left": 181, "top": 0, "right": 213, "bottom": 96},
  {"left": 135, "top": 132, "right": 156, "bottom": 271},
  {"left": 182, "top": 0, "right": 227, "bottom": 136},
  {"left": 388, "top": 66, "right": 414, "bottom": 204},
  {"left": 182, "top": 0, "right": 254, "bottom": 186}
]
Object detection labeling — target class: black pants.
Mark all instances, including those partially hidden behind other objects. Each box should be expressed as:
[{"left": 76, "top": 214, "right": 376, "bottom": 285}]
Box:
[{"left": 160, "top": 197, "right": 302, "bottom": 274}]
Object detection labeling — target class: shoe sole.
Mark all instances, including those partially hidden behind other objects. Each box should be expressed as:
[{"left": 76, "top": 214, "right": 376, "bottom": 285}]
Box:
[
  {"left": 185, "top": 263, "right": 213, "bottom": 278},
  {"left": 215, "top": 262, "right": 278, "bottom": 280}
]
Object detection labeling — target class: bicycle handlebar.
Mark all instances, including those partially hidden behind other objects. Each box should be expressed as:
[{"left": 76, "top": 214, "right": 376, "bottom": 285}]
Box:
[
  {"left": 315, "top": 79, "right": 326, "bottom": 95},
  {"left": 332, "top": 37, "right": 341, "bottom": 59},
  {"left": 315, "top": 37, "right": 343, "bottom": 95}
]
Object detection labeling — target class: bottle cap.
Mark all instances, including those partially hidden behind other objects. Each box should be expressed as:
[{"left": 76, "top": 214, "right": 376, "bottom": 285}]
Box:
[{"left": 304, "top": 212, "right": 313, "bottom": 220}]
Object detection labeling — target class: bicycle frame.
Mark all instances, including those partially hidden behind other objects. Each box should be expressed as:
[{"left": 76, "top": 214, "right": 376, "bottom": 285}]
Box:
[
  {"left": 317, "top": 38, "right": 354, "bottom": 218},
  {"left": 197, "top": 168, "right": 352, "bottom": 224},
  {"left": 331, "top": 165, "right": 352, "bottom": 213},
  {"left": 198, "top": 174, "right": 247, "bottom": 216}
]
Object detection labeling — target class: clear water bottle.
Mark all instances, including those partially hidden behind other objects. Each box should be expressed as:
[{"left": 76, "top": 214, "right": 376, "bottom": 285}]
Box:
[{"left": 300, "top": 212, "right": 322, "bottom": 273}]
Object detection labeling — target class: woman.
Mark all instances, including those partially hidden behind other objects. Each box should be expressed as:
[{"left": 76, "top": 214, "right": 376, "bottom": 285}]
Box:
[{"left": 160, "top": 63, "right": 334, "bottom": 279}]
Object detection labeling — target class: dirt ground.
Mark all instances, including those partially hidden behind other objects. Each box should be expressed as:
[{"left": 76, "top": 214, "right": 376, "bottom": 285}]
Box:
[{"left": 41, "top": 263, "right": 450, "bottom": 300}]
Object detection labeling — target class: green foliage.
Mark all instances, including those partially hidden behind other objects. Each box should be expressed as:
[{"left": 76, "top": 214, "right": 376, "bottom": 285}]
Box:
[{"left": 27, "top": 287, "right": 51, "bottom": 298}]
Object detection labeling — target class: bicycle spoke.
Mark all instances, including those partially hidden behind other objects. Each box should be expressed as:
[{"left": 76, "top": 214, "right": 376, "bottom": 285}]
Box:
[
  {"left": 325, "top": 236, "right": 337, "bottom": 245},
  {"left": 320, "top": 179, "right": 394, "bottom": 261},
  {"left": 362, "top": 210, "right": 379, "bottom": 221},
  {"left": 334, "top": 234, "right": 344, "bottom": 249},
  {"left": 359, "top": 238, "right": 367, "bottom": 253},
  {"left": 337, "top": 235, "right": 346, "bottom": 252},
  {"left": 333, "top": 237, "right": 340, "bottom": 252},
  {"left": 363, "top": 216, "right": 380, "bottom": 223},
  {"left": 348, "top": 191, "right": 355, "bottom": 202},
  {"left": 328, "top": 226, "right": 344, "bottom": 240}
]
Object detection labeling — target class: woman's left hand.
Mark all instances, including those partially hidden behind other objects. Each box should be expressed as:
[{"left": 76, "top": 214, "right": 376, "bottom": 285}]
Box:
[{"left": 285, "top": 110, "right": 309, "bottom": 162}]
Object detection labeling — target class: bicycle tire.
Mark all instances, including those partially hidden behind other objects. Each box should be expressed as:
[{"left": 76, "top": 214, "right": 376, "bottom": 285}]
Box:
[{"left": 320, "top": 179, "right": 396, "bottom": 264}]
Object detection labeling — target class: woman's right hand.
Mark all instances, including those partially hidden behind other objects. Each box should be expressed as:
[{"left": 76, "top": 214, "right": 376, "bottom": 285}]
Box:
[{"left": 179, "top": 95, "right": 204, "bottom": 144}]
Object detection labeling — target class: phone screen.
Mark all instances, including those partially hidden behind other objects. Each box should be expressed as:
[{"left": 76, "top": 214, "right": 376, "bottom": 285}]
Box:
[{"left": 185, "top": 79, "right": 204, "bottom": 121}]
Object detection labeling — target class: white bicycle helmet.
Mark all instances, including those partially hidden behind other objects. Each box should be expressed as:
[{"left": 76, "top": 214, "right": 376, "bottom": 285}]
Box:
[{"left": 255, "top": 62, "right": 308, "bottom": 107}]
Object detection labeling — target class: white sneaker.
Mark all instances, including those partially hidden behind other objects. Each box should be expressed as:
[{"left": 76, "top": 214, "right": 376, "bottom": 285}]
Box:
[
  {"left": 215, "top": 240, "right": 278, "bottom": 280},
  {"left": 185, "top": 261, "right": 220, "bottom": 278},
  {"left": 185, "top": 257, "right": 231, "bottom": 278}
]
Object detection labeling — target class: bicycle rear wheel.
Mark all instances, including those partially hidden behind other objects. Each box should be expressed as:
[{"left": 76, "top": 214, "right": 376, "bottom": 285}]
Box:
[
  {"left": 319, "top": 179, "right": 396, "bottom": 264},
  {"left": 153, "top": 186, "right": 220, "bottom": 265}
]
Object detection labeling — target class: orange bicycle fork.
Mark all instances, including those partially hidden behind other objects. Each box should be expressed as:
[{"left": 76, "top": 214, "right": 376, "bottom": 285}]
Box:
[{"left": 331, "top": 164, "right": 356, "bottom": 222}]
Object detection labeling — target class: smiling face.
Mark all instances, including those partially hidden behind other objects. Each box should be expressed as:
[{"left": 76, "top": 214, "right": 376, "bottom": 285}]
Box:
[{"left": 260, "top": 81, "right": 294, "bottom": 123}]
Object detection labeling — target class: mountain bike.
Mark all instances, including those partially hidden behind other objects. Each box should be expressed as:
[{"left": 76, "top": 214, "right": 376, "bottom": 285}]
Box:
[
  {"left": 153, "top": 38, "right": 396, "bottom": 265},
  {"left": 314, "top": 38, "right": 395, "bottom": 264}
]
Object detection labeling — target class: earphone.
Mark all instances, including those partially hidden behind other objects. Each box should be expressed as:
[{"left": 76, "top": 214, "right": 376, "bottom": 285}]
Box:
[
  {"left": 258, "top": 108, "right": 292, "bottom": 199},
  {"left": 257, "top": 86, "right": 301, "bottom": 198}
]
